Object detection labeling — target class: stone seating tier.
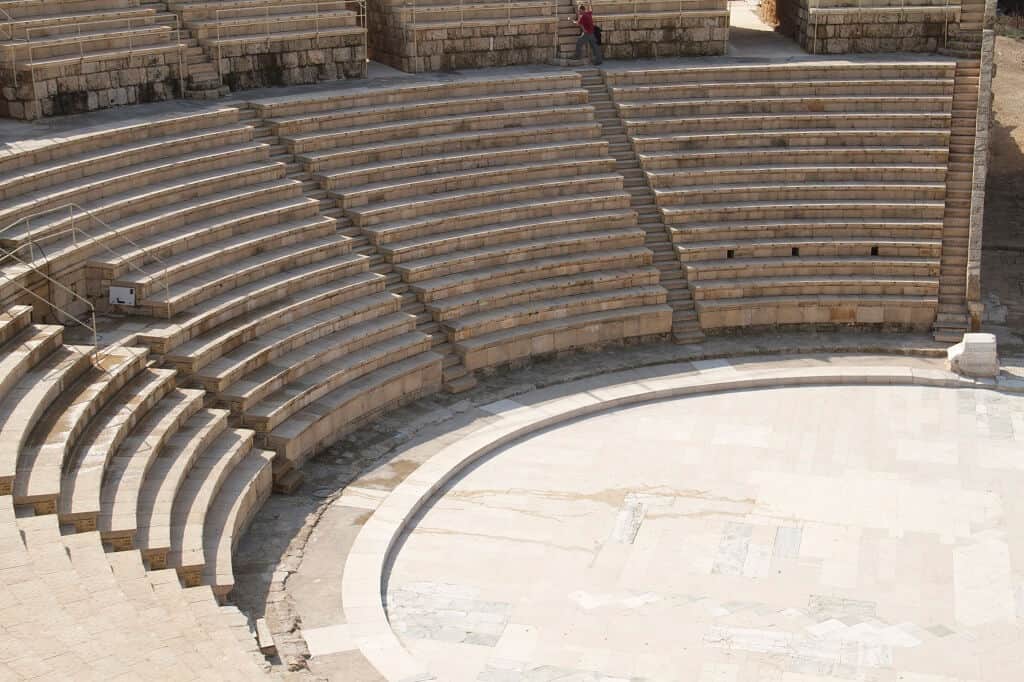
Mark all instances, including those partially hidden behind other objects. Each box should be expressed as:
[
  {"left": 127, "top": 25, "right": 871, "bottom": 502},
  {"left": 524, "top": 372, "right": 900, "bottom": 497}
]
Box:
[
  {"left": 607, "top": 60, "right": 955, "bottom": 331},
  {"left": 0, "top": 316, "right": 268, "bottom": 676}
]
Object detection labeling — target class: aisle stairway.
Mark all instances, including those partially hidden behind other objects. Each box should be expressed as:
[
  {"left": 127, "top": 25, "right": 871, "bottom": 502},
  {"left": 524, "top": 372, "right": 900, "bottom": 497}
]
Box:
[
  {"left": 932, "top": 59, "right": 980, "bottom": 341},
  {"left": 579, "top": 67, "right": 703, "bottom": 343},
  {"left": 141, "top": 0, "right": 228, "bottom": 99}
]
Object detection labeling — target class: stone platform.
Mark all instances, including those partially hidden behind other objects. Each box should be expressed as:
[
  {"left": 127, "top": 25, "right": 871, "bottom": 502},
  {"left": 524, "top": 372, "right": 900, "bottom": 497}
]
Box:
[{"left": 258, "top": 351, "right": 1024, "bottom": 680}]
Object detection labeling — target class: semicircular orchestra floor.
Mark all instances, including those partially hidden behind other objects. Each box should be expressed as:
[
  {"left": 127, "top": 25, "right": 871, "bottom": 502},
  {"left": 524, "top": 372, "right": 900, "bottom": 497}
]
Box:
[{"left": 385, "top": 385, "right": 1024, "bottom": 681}]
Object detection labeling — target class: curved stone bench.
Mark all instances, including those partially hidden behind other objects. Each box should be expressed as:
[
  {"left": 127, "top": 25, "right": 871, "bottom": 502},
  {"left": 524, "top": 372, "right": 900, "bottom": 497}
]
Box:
[
  {"left": 689, "top": 274, "right": 938, "bottom": 300},
  {"left": 380, "top": 209, "right": 638, "bottom": 264},
  {"left": 88, "top": 191, "right": 318, "bottom": 281},
  {"left": 0, "top": 120, "right": 250, "bottom": 203},
  {"left": 271, "top": 89, "right": 588, "bottom": 136},
  {"left": 239, "top": 328, "right": 430, "bottom": 433},
  {"left": 319, "top": 140, "right": 606, "bottom": 191},
  {"left": 654, "top": 181, "right": 947, "bottom": 206},
  {"left": 0, "top": 323, "right": 64, "bottom": 400},
  {"left": 0, "top": 144, "right": 274, "bottom": 247},
  {"left": 426, "top": 267, "right": 662, "bottom": 322},
  {"left": 661, "top": 199, "right": 947, "bottom": 225},
  {"left": 631, "top": 128, "right": 951, "bottom": 153},
  {"left": 333, "top": 157, "right": 615, "bottom": 210},
  {"left": 668, "top": 219, "right": 945, "bottom": 243},
  {"left": 126, "top": 230, "right": 349, "bottom": 317},
  {"left": 167, "top": 427, "right": 255, "bottom": 586},
  {"left": 99, "top": 388, "right": 206, "bottom": 550},
  {"left": 626, "top": 112, "right": 952, "bottom": 137},
  {"left": 611, "top": 77, "right": 955, "bottom": 101},
  {"left": 202, "top": 448, "right": 274, "bottom": 599},
  {"left": 194, "top": 291, "right": 400, "bottom": 394},
  {"left": 411, "top": 248, "right": 654, "bottom": 303},
  {"left": 265, "top": 351, "right": 443, "bottom": 468},
  {"left": 136, "top": 252, "right": 370, "bottom": 355},
  {"left": 365, "top": 192, "right": 631, "bottom": 246},
  {"left": 134, "top": 408, "right": 231, "bottom": 568},
  {"left": 648, "top": 163, "right": 949, "bottom": 187},
  {"left": 250, "top": 73, "right": 577, "bottom": 120},
  {"left": 676, "top": 236, "right": 943, "bottom": 261},
  {"left": 603, "top": 61, "right": 957, "bottom": 86},
  {"left": 301, "top": 122, "right": 603, "bottom": 173},
  {"left": 0, "top": 345, "right": 93, "bottom": 496},
  {"left": 619, "top": 94, "right": 952, "bottom": 117},
  {"left": 218, "top": 308, "right": 413, "bottom": 413},
  {"left": 164, "top": 271, "right": 387, "bottom": 374},
  {"left": 59, "top": 367, "right": 177, "bottom": 532},
  {"left": 348, "top": 175, "right": 624, "bottom": 228},
  {"left": 640, "top": 146, "right": 950, "bottom": 170},
  {"left": 443, "top": 286, "right": 668, "bottom": 342},
  {"left": 395, "top": 229, "right": 647, "bottom": 284},
  {"left": 284, "top": 106, "right": 596, "bottom": 155},
  {"left": 695, "top": 294, "right": 940, "bottom": 327}
]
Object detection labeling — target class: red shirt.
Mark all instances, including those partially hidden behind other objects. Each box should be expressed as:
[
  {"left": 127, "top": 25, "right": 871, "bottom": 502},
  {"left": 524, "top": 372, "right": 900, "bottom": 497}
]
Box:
[{"left": 578, "top": 10, "right": 595, "bottom": 34}]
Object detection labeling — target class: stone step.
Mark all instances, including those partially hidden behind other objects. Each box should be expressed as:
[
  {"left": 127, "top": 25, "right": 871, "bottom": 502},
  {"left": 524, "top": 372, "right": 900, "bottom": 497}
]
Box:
[
  {"left": 99, "top": 388, "right": 207, "bottom": 550},
  {"left": 455, "top": 305, "right": 672, "bottom": 371},
  {"left": 59, "top": 367, "right": 178, "bottom": 532},
  {"left": 134, "top": 408, "right": 231, "bottom": 568}
]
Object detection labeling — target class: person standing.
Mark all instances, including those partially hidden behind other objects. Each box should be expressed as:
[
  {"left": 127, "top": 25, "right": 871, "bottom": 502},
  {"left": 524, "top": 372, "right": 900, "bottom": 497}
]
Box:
[{"left": 572, "top": 3, "right": 602, "bottom": 65}]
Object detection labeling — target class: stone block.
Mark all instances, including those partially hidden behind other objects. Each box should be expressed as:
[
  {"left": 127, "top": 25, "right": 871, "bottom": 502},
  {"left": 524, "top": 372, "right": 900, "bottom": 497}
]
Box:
[{"left": 946, "top": 332, "right": 998, "bottom": 377}]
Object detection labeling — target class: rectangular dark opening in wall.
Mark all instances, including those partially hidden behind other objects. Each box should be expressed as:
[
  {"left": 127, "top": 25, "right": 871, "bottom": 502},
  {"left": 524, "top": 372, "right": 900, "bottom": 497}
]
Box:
[
  {"left": 727, "top": 249, "right": 735, "bottom": 259},
  {"left": 791, "top": 247, "right": 799, "bottom": 257},
  {"left": 871, "top": 245, "right": 879, "bottom": 256}
]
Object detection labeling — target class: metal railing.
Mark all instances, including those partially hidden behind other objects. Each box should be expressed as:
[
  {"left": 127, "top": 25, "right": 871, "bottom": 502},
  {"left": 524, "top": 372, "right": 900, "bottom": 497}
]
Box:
[
  {"left": 0, "top": 203, "right": 174, "bottom": 320},
  {"left": 0, "top": 242, "right": 102, "bottom": 362},
  {"left": 213, "top": 0, "right": 367, "bottom": 84},
  {"left": 0, "top": 5, "right": 13, "bottom": 42},
  {"left": 0, "top": 5, "right": 186, "bottom": 117}
]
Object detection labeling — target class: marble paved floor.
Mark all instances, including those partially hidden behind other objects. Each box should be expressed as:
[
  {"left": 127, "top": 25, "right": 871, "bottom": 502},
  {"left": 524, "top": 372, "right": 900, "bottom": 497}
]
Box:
[{"left": 385, "top": 385, "right": 1024, "bottom": 681}]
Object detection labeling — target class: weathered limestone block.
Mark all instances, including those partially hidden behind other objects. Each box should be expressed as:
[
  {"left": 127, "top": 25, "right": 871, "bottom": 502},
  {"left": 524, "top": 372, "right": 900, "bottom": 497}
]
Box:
[{"left": 946, "top": 332, "right": 998, "bottom": 377}]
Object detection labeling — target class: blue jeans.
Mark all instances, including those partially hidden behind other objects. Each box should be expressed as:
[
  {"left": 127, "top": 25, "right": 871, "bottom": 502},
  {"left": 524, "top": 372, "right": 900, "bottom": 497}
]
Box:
[{"left": 574, "top": 32, "right": 602, "bottom": 64}]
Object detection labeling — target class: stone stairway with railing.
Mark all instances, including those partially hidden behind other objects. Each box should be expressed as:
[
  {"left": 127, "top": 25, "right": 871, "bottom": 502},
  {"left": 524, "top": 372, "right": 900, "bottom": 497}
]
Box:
[
  {"left": 578, "top": 67, "right": 703, "bottom": 343},
  {"left": 140, "top": 0, "right": 227, "bottom": 99}
]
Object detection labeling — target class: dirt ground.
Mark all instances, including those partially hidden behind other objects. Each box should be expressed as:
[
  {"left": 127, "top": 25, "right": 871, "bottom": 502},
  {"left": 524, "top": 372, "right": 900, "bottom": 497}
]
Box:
[{"left": 982, "top": 35, "right": 1024, "bottom": 347}]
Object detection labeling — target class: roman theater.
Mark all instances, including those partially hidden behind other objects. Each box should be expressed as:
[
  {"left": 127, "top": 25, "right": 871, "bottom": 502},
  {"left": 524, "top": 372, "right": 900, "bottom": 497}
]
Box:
[{"left": 0, "top": 0, "right": 1020, "bottom": 679}]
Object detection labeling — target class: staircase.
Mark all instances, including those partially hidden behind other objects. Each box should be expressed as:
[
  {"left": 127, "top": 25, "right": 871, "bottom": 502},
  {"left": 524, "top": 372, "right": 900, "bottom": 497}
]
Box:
[
  {"left": 932, "top": 59, "right": 981, "bottom": 343},
  {"left": 578, "top": 68, "right": 704, "bottom": 344},
  {"left": 141, "top": 0, "right": 227, "bottom": 99},
  {"left": 238, "top": 106, "right": 477, "bottom": 392},
  {"left": 940, "top": 0, "right": 986, "bottom": 59},
  {"left": 553, "top": 0, "right": 584, "bottom": 65}
]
